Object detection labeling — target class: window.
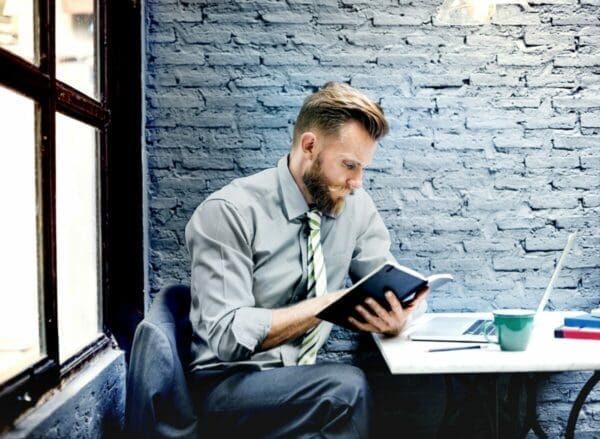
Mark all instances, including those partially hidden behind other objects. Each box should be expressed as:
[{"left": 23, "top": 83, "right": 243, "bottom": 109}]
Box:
[
  {"left": 0, "top": 86, "right": 39, "bottom": 385},
  {"left": 0, "top": 0, "right": 142, "bottom": 426},
  {"left": 56, "top": 113, "right": 101, "bottom": 363}
]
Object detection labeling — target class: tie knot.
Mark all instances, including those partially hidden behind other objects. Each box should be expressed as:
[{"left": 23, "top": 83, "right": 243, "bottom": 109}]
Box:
[{"left": 307, "top": 209, "right": 322, "bottom": 231}]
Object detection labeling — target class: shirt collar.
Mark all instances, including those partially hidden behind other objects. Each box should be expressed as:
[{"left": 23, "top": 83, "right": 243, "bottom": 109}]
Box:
[
  {"left": 277, "top": 155, "right": 340, "bottom": 221},
  {"left": 277, "top": 155, "right": 309, "bottom": 221}
]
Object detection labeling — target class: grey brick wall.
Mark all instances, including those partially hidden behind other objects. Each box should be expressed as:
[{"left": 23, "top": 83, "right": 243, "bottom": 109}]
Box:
[{"left": 145, "top": 0, "right": 599, "bottom": 436}]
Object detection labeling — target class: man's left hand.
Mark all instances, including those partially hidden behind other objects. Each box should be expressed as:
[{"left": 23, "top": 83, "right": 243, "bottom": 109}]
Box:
[{"left": 348, "top": 287, "right": 429, "bottom": 336}]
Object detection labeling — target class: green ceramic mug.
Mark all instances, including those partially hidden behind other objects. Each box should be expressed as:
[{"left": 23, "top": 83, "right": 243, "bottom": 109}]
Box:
[{"left": 482, "top": 309, "right": 535, "bottom": 351}]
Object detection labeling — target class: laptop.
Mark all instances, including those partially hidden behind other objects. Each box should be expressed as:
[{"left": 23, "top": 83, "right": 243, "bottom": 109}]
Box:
[{"left": 407, "top": 233, "right": 577, "bottom": 343}]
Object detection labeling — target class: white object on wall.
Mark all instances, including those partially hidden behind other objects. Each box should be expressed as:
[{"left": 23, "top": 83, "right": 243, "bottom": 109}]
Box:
[{"left": 436, "top": 0, "right": 532, "bottom": 25}]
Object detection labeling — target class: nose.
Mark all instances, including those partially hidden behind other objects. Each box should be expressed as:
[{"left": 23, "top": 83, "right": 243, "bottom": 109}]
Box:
[{"left": 347, "top": 170, "right": 363, "bottom": 190}]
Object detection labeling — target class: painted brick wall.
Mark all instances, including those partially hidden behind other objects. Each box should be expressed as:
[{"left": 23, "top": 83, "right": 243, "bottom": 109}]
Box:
[{"left": 145, "top": 0, "right": 599, "bottom": 436}]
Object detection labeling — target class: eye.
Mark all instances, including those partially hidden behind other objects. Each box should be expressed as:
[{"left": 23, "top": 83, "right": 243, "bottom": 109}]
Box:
[{"left": 343, "top": 160, "right": 357, "bottom": 170}]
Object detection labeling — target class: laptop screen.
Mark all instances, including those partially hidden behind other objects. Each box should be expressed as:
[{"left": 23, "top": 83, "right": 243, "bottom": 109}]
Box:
[{"left": 535, "top": 232, "right": 577, "bottom": 317}]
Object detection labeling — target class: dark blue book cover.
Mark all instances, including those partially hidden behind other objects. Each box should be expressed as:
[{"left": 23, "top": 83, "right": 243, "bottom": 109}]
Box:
[
  {"left": 564, "top": 313, "right": 600, "bottom": 329},
  {"left": 317, "top": 262, "right": 452, "bottom": 331}
]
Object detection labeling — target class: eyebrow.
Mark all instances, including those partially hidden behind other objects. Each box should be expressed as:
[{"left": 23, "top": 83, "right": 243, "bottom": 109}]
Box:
[{"left": 341, "top": 157, "right": 369, "bottom": 169}]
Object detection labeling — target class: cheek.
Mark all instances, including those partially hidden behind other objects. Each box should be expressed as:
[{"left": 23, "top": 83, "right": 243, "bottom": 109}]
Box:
[{"left": 324, "top": 169, "right": 346, "bottom": 186}]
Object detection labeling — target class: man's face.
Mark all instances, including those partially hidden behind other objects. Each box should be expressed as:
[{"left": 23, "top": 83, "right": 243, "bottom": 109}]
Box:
[{"left": 302, "top": 120, "right": 377, "bottom": 215}]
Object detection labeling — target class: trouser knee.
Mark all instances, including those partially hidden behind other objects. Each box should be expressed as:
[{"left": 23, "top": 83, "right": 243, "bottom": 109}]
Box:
[
  {"left": 316, "top": 364, "right": 372, "bottom": 438},
  {"left": 303, "top": 364, "right": 372, "bottom": 411},
  {"left": 327, "top": 364, "right": 371, "bottom": 407}
]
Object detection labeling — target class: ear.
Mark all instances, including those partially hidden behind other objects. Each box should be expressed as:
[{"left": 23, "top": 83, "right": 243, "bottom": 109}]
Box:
[{"left": 299, "top": 132, "right": 317, "bottom": 160}]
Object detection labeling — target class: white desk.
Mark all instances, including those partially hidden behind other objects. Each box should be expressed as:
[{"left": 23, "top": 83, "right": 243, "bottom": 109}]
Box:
[
  {"left": 373, "top": 311, "right": 600, "bottom": 374},
  {"left": 372, "top": 311, "right": 600, "bottom": 438}
]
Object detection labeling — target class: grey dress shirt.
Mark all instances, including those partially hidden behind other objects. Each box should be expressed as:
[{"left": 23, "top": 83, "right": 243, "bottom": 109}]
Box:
[{"left": 185, "top": 155, "right": 398, "bottom": 372}]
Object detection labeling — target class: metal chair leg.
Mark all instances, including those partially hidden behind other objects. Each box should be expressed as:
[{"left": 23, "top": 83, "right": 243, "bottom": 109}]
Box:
[{"left": 565, "top": 371, "right": 600, "bottom": 439}]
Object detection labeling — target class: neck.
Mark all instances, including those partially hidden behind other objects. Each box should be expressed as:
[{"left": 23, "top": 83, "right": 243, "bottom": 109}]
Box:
[{"left": 288, "top": 150, "right": 313, "bottom": 205}]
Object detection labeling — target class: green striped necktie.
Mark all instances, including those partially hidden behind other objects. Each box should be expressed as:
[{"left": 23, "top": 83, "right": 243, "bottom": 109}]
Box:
[{"left": 298, "top": 209, "right": 328, "bottom": 365}]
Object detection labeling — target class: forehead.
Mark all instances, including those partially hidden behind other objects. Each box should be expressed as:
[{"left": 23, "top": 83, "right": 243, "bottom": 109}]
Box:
[{"left": 320, "top": 120, "right": 377, "bottom": 165}]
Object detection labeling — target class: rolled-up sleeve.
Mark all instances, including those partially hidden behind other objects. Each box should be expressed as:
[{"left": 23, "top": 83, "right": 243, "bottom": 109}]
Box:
[{"left": 185, "top": 199, "right": 272, "bottom": 362}]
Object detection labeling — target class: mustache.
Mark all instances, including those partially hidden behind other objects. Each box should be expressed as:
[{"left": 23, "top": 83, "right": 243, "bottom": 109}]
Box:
[{"left": 328, "top": 185, "right": 354, "bottom": 195}]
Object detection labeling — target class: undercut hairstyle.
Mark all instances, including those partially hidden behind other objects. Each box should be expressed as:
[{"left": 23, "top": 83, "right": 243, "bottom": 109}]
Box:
[{"left": 292, "top": 82, "right": 389, "bottom": 148}]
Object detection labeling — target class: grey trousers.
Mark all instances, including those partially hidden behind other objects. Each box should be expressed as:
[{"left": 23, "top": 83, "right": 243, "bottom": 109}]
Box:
[{"left": 191, "top": 363, "right": 372, "bottom": 438}]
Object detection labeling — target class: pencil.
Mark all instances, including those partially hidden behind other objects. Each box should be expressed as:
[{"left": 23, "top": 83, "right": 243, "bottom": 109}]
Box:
[{"left": 428, "top": 345, "right": 482, "bottom": 353}]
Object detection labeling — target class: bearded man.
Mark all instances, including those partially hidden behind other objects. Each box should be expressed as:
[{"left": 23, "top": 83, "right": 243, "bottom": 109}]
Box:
[{"left": 185, "top": 82, "right": 428, "bottom": 438}]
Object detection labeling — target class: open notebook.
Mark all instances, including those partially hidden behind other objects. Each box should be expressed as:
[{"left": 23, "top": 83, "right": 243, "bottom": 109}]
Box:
[{"left": 406, "top": 233, "right": 577, "bottom": 343}]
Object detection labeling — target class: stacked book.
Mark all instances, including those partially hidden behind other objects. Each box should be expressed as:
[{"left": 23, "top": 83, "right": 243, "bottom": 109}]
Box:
[{"left": 554, "top": 312, "right": 600, "bottom": 340}]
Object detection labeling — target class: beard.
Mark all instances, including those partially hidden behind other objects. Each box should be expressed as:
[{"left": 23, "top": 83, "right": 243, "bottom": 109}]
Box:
[{"left": 302, "top": 155, "right": 351, "bottom": 216}]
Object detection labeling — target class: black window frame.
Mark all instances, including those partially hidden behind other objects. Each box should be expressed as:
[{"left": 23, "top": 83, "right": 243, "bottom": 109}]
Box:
[{"left": 0, "top": 0, "right": 143, "bottom": 427}]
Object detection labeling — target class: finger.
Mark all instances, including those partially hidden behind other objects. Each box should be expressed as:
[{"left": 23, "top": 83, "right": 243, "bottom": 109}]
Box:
[
  {"left": 364, "top": 297, "right": 390, "bottom": 317},
  {"left": 355, "top": 305, "right": 385, "bottom": 331},
  {"left": 416, "top": 286, "right": 430, "bottom": 298},
  {"left": 406, "top": 287, "right": 429, "bottom": 310},
  {"left": 349, "top": 315, "right": 395, "bottom": 336},
  {"left": 362, "top": 299, "right": 403, "bottom": 334},
  {"left": 386, "top": 290, "right": 418, "bottom": 331},
  {"left": 348, "top": 316, "right": 376, "bottom": 332},
  {"left": 371, "top": 295, "right": 403, "bottom": 328},
  {"left": 384, "top": 291, "right": 403, "bottom": 312},
  {"left": 355, "top": 304, "right": 380, "bottom": 325}
]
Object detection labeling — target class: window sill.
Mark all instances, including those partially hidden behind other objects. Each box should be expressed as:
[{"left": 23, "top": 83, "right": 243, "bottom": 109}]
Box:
[{"left": 3, "top": 348, "right": 125, "bottom": 438}]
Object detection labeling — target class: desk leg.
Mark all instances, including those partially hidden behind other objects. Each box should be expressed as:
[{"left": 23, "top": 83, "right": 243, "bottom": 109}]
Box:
[
  {"left": 439, "top": 373, "right": 550, "bottom": 438},
  {"left": 499, "top": 373, "right": 547, "bottom": 438},
  {"left": 516, "top": 373, "right": 547, "bottom": 439},
  {"left": 438, "top": 375, "right": 454, "bottom": 436},
  {"left": 565, "top": 370, "right": 600, "bottom": 439},
  {"left": 500, "top": 374, "right": 523, "bottom": 437},
  {"left": 438, "top": 374, "right": 499, "bottom": 438}
]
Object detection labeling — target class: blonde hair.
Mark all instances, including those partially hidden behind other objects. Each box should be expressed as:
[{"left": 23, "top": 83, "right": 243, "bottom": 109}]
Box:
[{"left": 292, "top": 82, "right": 389, "bottom": 148}]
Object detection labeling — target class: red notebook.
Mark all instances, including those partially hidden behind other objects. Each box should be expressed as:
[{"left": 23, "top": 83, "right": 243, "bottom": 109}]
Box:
[{"left": 554, "top": 325, "right": 600, "bottom": 340}]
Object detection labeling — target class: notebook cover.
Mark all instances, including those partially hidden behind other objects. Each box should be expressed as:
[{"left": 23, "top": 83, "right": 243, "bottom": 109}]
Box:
[
  {"left": 317, "top": 263, "right": 427, "bottom": 330},
  {"left": 554, "top": 325, "right": 600, "bottom": 341},
  {"left": 563, "top": 314, "right": 600, "bottom": 329}
]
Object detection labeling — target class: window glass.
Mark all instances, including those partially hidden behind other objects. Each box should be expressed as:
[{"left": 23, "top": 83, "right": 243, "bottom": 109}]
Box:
[
  {"left": 0, "top": 0, "right": 35, "bottom": 64},
  {"left": 56, "top": 112, "right": 101, "bottom": 363},
  {"left": 0, "top": 85, "right": 41, "bottom": 382},
  {"left": 56, "top": 0, "right": 96, "bottom": 98}
]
